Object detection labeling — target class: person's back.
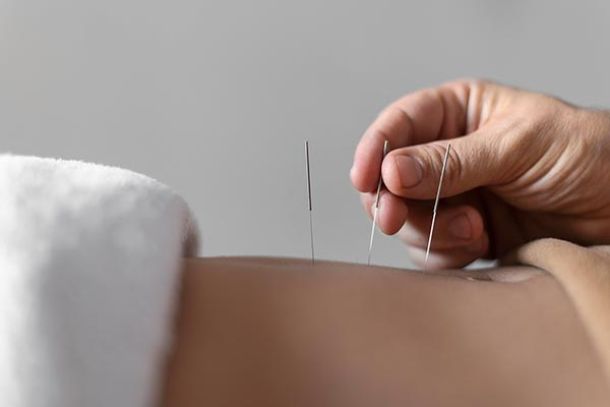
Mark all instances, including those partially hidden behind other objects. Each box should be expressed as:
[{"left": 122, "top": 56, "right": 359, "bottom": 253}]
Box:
[{"left": 162, "top": 256, "right": 610, "bottom": 406}]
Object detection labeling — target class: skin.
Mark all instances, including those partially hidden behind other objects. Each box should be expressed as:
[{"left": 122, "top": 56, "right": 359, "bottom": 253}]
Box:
[
  {"left": 350, "top": 79, "right": 610, "bottom": 269},
  {"left": 508, "top": 239, "right": 610, "bottom": 381},
  {"left": 162, "top": 255, "right": 610, "bottom": 406},
  {"left": 160, "top": 81, "right": 610, "bottom": 404}
]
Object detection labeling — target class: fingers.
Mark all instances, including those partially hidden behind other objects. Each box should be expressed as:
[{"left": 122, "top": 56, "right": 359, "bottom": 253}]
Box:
[
  {"left": 395, "top": 204, "right": 485, "bottom": 250},
  {"left": 351, "top": 79, "right": 475, "bottom": 193},
  {"left": 382, "top": 130, "right": 510, "bottom": 200},
  {"left": 351, "top": 78, "right": 518, "bottom": 268},
  {"left": 360, "top": 191, "right": 408, "bottom": 235},
  {"left": 403, "top": 233, "right": 489, "bottom": 269},
  {"left": 397, "top": 204, "right": 488, "bottom": 269},
  {"left": 360, "top": 192, "right": 488, "bottom": 268}
]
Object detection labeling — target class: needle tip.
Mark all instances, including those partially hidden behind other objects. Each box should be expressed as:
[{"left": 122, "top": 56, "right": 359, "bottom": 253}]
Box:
[{"left": 305, "top": 140, "right": 315, "bottom": 264}]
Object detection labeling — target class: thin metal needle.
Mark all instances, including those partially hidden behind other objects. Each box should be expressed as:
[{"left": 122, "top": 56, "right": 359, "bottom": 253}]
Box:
[
  {"left": 424, "top": 144, "right": 452, "bottom": 269},
  {"left": 305, "top": 141, "right": 315, "bottom": 264},
  {"left": 367, "top": 140, "right": 389, "bottom": 266}
]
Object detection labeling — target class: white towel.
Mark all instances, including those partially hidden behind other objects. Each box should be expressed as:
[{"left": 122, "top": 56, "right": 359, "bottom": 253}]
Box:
[{"left": 0, "top": 155, "right": 199, "bottom": 407}]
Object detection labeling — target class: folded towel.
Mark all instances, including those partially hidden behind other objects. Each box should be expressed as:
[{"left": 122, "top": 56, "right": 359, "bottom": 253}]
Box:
[{"left": 0, "top": 155, "right": 199, "bottom": 407}]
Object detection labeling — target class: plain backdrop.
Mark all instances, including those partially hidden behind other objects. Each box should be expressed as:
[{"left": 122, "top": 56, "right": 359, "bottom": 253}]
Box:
[{"left": 1, "top": 0, "right": 609, "bottom": 268}]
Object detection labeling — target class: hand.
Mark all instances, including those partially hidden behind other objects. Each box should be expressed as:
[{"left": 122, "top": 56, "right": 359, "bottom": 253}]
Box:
[{"left": 350, "top": 79, "right": 610, "bottom": 269}]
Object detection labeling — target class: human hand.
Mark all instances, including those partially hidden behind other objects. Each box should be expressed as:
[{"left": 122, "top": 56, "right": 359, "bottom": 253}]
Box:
[{"left": 350, "top": 79, "right": 610, "bottom": 268}]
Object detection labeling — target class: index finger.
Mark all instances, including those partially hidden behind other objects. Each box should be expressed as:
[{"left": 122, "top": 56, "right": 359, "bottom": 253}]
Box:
[{"left": 350, "top": 79, "right": 473, "bottom": 193}]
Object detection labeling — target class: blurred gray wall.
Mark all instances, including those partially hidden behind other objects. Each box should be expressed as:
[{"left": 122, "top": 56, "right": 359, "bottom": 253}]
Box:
[{"left": 1, "top": 0, "right": 609, "bottom": 267}]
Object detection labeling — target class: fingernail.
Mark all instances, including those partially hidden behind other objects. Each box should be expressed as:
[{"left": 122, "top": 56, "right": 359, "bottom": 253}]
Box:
[
  {"left": 394, "top": 155, "right": 423, "bottom": 188},
  {"left": 448, "top": 214, "right": 472, "bottom": 240}
]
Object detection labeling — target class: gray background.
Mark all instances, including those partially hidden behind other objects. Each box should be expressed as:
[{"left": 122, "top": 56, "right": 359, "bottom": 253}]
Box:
[{"left": 1, "top": 0, "right": 609, "bottom": 267}]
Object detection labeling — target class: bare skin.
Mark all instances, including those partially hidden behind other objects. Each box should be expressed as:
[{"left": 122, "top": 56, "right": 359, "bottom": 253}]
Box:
[
  {"left": 350, "top": 79, "right": 610, "bottom": 268},
  {"left": 508, "top": 239, "right": 610, "bottom": 382},
  {"left": 155, "top": 80, "right": 610, "bottom": 404},
  {"left": 157, "top": 81, "right": 610, "bottom": 405},
  {"left": 162, "top": 254, "right": 610, "bottom": 406}
]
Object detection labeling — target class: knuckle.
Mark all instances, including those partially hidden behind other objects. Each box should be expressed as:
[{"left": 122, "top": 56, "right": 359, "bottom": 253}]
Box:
[
  {"left": 467, "top": 77, "right": 492, "bottom": 91},
  {"left": 420, "top": 143, "right": 446, "bottom": 171},
  {"left": 368, "top": 126, "right": 393, "bottom": 144},
  {"left": 420, "top": 143, "right": 464, "bottom": 192},
  {"left": 447, "top": 77, "right": 492, "bottom": 90},
  {"left": 380, "top": 105, "right": 414, "bottom": 144},
  {"left": 447, "top": 145, "right": 466, "bottom": 189}
]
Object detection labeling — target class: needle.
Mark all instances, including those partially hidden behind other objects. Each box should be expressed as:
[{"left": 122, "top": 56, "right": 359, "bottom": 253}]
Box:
[
  {"left": 367, "top": 140, "right": 389, "bottom": 266},
  {"left": 305, "top": 140, "right": 315, "bottom": 264},
  {"left": 424, "top": 144, "right": 452, "bottom": 269}
]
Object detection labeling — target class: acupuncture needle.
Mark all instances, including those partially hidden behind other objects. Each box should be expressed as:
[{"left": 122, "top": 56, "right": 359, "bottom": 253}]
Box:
[
  {"left": 305, "top": 140, "right": 315, "bottom": 264},
  {"left": 367, "top": 140, "right": 390, "bottom": 266},
  {"left": 424, "top": 144, "right": 452, "bottom": 269}
]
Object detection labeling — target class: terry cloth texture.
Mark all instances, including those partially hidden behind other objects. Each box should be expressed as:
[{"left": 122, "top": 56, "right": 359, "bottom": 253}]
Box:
[{"left": 0, "top": 155, "right": 199, "bottom": 407}]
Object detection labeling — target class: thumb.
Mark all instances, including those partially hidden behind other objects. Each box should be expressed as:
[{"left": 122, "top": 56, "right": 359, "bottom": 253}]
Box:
[{"left": 381, "top": 132, "right": 506, "bottom": 200}]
